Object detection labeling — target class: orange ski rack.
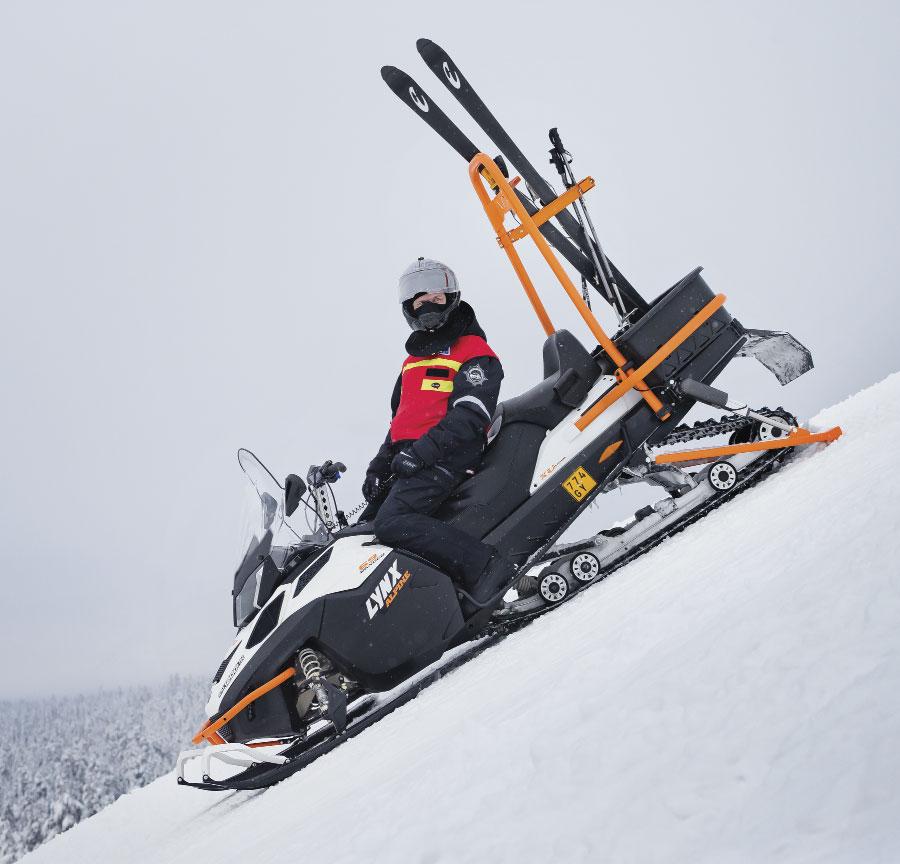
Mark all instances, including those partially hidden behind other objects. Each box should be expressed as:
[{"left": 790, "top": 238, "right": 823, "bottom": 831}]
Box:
[
  {"left": 193, "top": 666, "right": 297, "bottom": 745},
  {"left": 655, "top": 425, "right": 844, "bottom": 467},
  {"left": 468, "top": 153, "right": 669, "bottom": 426},
  {"left": 467, "top": 153, "right": 844, "bottom": 457}
]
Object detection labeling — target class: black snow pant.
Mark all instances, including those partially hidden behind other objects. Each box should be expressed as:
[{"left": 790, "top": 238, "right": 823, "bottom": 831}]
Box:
[{"left": 364, "top": 466, "right": 495, "bottom": 587}]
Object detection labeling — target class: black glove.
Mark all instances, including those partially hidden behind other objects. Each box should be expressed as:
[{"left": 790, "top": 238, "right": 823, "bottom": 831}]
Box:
[
  {"left": 362, "top": 472, "right": 384, "bottom": 503},
  {"left": 391, "top": 449, "right": 424, "bottom": 477}
]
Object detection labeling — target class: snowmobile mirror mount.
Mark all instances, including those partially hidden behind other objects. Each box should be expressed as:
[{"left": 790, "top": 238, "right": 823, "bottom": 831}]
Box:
[{"left": 284, "top": 474, "right": 307, "bottom": 517}]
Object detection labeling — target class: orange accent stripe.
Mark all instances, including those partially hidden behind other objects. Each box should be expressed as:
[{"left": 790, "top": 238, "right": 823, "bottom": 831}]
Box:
[
  {"left": 192, "top": 667, "right": 297, "bottom": 745},
  {"left": 574, "top": 294, "right": 727, "bottom": 432},
  {"left": 403, "top": 358, "right": 462, "bottom": 372},
  {"left": 598, "top": 440, "right": 623, "bottom": 463},
  {"left": 654, "top": 425, "right": 843, "bottom": 466}
]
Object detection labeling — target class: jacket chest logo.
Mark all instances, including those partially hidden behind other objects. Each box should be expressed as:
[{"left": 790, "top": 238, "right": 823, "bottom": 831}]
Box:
[{"left": 422, "top": 378, "right": 453, "bottom": 392}]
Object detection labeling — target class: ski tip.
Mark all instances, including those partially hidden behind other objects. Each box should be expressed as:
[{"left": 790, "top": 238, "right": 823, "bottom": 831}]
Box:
[
  {"left": 380, "top": 65, "right": 398, "bottom": 82},
  {"left": 416, "top": 37, "right": 440, "bottom": 58}
]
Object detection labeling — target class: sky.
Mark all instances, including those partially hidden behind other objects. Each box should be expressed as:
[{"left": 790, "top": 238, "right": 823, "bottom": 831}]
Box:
[{"left": 1, "top": 0, "right": 898, "bottom": 698}]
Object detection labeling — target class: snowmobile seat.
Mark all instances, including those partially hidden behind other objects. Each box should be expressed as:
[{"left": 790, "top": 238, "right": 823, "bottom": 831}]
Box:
[
  {"left": 435, "top": 330, "right": 602, "bottom": 538},
  {"left": 500, "top": 329, "right": 602, "bottom": 428}
]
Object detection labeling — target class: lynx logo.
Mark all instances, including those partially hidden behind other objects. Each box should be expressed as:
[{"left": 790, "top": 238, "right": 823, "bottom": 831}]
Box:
[
  {"left": 366, "top": 559, "right": 412, "bottom": 620},
  {"left": 409, "top": 86, "right": 429, "bottom": 112},
  {"left": 443, "top": 62, "right": 461, "bottom": 89}
]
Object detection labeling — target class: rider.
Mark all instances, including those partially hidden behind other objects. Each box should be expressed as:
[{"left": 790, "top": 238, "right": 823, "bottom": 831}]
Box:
[{"left": 361, "top": 257, "right": 516, "bottom": 613}]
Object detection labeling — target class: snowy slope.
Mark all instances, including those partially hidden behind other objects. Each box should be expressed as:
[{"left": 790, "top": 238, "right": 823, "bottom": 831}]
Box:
[{"left": 22, "top": 374, "right": 900, "bottom": 864}]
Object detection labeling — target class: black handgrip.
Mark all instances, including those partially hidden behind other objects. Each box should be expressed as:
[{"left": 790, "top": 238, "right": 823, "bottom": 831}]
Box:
[
  {"left": 320, "top": 461, "right": 346, "bottom": 483},
  {"left": 678, "top": 378, "right": 730, "bottom": 409},
  {"left": 548, "top": 127, "right": 569, "bottom": 180}
]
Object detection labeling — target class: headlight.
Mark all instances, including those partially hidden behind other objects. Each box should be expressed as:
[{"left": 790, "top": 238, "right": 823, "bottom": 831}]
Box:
[{"left": 234, "top": 562, "right": 264, "bottom": 628}]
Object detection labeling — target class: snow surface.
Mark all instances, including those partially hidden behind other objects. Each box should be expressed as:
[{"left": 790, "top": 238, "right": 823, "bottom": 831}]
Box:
[{"left": 21, "top": 374, "right": 900, "bottom": 864}]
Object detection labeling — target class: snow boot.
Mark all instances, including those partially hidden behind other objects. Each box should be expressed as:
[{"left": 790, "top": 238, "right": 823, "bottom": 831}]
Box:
[{"left": 459, "top": 550, "right": 516, "bottom": 619}]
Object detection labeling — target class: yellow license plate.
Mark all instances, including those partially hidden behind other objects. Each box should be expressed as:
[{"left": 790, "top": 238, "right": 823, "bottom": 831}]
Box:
[{"left": 562, "top": 466, "right": 596, "bottom": 501}]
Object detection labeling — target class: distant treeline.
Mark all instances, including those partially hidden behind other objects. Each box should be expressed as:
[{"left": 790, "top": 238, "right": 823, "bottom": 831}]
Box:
[{"left": 0, "top": 676, "right": 208, "bottom": 863}]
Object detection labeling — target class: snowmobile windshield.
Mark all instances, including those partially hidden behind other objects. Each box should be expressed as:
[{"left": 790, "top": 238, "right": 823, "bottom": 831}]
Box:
[{"left": 232, "top": 449, "right": 301, "bottom": 628}]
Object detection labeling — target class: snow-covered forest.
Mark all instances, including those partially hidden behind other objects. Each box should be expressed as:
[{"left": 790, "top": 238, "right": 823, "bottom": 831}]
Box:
[{"left": 0, "top": 677, "right": 207, "bottom": 863}]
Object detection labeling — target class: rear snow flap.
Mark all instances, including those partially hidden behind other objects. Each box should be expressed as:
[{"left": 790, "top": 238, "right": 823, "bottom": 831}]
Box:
[{"left": 739, "top": 328, "right": 813, "bottom": 385}]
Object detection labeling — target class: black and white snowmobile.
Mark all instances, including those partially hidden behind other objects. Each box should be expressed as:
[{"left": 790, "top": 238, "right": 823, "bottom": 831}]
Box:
[{"left": 176, "top": 40, "right": 842, "bottom": 791}]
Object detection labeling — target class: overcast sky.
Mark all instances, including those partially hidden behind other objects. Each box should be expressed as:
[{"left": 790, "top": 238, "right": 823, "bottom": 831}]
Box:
[{"left": 1, "top": 0, "right": 898, "bottom": 698}]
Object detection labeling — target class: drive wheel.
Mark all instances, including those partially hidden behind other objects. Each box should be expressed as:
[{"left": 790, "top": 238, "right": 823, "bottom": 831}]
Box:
[
  {"left": 539, "top": 572, "right": 569, "bottom": 605},
  {"left": 571, "top": 552, "right": 600, "bottom": 584},
  {"left": 708, "top": 460, "right": 738, "bottom": 491},
  {"left": 753, "top": 409, "right": 798, "bottom": 442}
]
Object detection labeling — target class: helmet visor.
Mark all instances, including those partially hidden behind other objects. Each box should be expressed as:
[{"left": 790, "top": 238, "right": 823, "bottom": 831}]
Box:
[{"left": 398, "top": 267, "right": 455, "bottom": 303}]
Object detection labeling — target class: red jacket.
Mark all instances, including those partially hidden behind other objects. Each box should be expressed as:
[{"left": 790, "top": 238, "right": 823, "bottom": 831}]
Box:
[
  {"left": 390, "top": 334, "right": 498, "bottom": 442},
  {"left": 366, "top": 304, "right": 504, "bottom": 477}
]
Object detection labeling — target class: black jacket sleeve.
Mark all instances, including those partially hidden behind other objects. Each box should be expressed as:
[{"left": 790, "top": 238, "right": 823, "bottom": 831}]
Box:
[
  {"left": 411, "top": 356, "right": 504, "bottom": 470},
  {"left": 366, "top": 373, "right": 402, "bottom": 478}
]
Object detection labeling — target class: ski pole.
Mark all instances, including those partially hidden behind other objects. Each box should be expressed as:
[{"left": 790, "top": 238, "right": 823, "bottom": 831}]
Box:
[{"left": 549, "top": 128, "right": 628, "bottom": 322}]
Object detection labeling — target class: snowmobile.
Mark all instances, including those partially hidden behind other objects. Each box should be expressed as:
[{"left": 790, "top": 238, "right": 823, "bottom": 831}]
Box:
[{"left": 176, "top": 39, "right": 842, "bottom": 791}]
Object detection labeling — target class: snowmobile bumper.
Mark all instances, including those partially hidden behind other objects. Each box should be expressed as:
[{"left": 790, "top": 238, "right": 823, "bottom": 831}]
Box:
[
  {"left": 192, "top": 667, "right": 296, "bottom": 747},
  {"left": 176, "top": 741, "right": 292, "bottom": 790}
]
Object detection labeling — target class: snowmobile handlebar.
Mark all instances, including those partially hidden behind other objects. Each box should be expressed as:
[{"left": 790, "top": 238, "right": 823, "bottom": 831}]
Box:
[{"left": 306, "top": 460, "right": 346, "bottom": 489}]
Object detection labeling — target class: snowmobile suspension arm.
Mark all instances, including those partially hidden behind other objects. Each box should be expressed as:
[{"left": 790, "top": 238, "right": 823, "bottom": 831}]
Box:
[
  {"left": 654, "top": 426, "right": 843, "bottom": 466},
  {"left": 468, "top": 153, "right": 671, "bottom": 423}
]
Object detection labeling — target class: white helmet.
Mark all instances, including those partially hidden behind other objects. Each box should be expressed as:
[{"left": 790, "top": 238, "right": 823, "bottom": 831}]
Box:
[{"left": 398, "top": 257, "right": 461, "bottom": 331}]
